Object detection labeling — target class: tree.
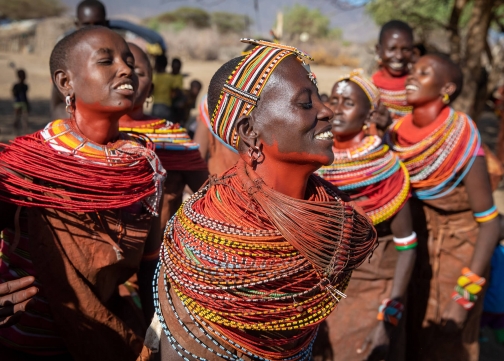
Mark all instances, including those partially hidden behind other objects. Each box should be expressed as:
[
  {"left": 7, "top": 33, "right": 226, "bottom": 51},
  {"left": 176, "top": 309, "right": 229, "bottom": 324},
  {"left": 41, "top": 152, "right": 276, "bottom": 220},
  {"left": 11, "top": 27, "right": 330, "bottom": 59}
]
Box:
[
  {"left": 157, "top": 7, "right": 211, "bottom": 29},
  {"left": 211, "top": 12, "right": 251, "bottom": 34},
  {"left": 283, "top": 4, "right": 331, "bottom": 39},
  {"left": 365, "top": 0, "right": 504, "bottom": 117},
  {"left": 0, "top": 0, "right": 65, "bottom": 20}
]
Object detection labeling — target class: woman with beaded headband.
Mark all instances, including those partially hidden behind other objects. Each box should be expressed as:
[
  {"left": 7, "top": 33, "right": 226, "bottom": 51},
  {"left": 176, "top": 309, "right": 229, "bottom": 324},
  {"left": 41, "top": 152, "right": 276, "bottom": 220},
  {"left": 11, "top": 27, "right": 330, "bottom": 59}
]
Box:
[
  {"left": 0, "top": 27, "right": 166, "bottom": 360},
  {"left": 313, "top": 70, "right": 415, "bottom": 361},
  {"left": 386, "top": 54, "right": 500, "bottom": 360},
  {"left": 372, "top": 20, "right": 415, "bottom": 128},
  {"left": 118, "top": 43, "right": 208, "bottom": 241},
  {"left": 144, "top": 39, "right": 378, "bottom": 361}
]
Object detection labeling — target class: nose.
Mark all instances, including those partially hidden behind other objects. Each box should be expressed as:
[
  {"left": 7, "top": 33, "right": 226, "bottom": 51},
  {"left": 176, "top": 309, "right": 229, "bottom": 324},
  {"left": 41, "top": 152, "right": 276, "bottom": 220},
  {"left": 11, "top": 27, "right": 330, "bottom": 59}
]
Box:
[
  {"left": 318, "top": 99, "right": 334, "bottom": 122},
  {"left": 395, "top": 49, "right": 403, "bottom": 61},
  {"left": 117, "top": 59, "right": 133, "bottom": 79}
]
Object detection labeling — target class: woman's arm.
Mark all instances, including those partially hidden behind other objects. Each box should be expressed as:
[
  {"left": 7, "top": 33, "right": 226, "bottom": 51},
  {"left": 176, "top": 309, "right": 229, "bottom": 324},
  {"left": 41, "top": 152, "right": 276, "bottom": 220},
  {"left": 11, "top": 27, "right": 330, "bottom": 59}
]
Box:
[{"left": 442, "top": 156, "right": 500, "bottom": 329}]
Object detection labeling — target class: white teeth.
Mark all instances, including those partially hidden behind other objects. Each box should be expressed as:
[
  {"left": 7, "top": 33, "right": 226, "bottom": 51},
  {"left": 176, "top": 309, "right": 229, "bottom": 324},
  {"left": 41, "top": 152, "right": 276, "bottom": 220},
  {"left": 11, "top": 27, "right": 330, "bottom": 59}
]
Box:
[
  {"left": 117, "top": 84, "right": 133, "bottom": 90},
  {"left": 315, "top": 130, "right": 333, "bottom": 140},
  {"left": 406, "top": 84, "right": 418, "bottom": 91},
  {"left": 389, "top": 62, "right": 403, "bottom": 70}
]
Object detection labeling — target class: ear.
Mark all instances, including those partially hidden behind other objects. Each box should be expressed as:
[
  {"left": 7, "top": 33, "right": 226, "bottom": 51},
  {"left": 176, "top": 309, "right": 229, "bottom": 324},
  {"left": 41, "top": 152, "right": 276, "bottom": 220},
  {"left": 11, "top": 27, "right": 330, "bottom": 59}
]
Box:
[
  {"left": 54, "top": 69, "right": 74, "bottom": 98},
  {"left": 236, "top": 114, "right": 259, "bottom": 152},
  {"left": 375, "top": 43, "right": 381, "bottom": 55},
  {"left": 148, "top": 83, "right": 154, "bottom": 98},
  {"left": 441, "top": 82, "right": 457, "bottom": 97}
]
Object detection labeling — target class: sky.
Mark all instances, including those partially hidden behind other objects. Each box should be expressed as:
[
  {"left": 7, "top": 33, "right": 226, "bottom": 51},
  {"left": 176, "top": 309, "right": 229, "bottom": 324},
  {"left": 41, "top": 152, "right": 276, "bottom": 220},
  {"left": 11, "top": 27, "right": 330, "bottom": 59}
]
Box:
[{"left": 60, "top": 0, "right": 379, "bottom": 42}]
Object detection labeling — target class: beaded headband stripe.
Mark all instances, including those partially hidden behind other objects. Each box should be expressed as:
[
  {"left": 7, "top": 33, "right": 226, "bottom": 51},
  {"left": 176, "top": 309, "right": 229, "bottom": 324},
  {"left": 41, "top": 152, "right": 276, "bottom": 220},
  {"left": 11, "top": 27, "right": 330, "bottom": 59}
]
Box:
[
  {"left": 211, "top": 45, "right": 292, "bottom": 149},
  {"left": 211, "top": 38, "right": 316, "bottom": 149},
  {"left": 338, "top": 69, "right": 381, "bottom": 111}
]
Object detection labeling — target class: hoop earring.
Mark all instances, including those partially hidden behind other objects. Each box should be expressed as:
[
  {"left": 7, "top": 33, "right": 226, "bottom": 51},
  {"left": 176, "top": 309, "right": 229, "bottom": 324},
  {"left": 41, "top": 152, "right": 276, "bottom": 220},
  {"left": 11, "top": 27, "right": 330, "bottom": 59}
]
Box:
[
  {"left": 65, "top": 95, "right": 74, "bottom": 114},
  {"left": 442, "top": 93, "right": 450, "bottom": 104},
  {"left": 247, "top": 145, "right": 263, "bottom": 166}
]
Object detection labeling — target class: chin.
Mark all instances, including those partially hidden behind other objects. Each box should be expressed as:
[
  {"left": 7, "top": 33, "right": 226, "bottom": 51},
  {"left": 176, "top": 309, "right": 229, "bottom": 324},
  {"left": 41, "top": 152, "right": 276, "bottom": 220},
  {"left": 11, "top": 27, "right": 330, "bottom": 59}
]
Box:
[{"left": 385, "top": 66, "right": 407, "bottom": 77}]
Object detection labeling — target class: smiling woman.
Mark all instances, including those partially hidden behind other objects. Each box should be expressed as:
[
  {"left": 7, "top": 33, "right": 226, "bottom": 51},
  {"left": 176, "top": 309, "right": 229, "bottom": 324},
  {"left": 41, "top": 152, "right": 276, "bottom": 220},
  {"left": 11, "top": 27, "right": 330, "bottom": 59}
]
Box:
[
  {"left": 0, "top": 26, "right": 166, "bottom": 361},
  {"left": 145, "top": 39, "right": 378, "bottom": 361}
]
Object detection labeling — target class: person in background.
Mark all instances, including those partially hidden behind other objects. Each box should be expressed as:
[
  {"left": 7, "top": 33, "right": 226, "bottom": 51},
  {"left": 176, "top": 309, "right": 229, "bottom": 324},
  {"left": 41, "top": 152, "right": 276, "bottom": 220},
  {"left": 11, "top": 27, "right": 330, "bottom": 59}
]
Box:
[
  {"left": 172, "top": 79, "right": 202, "bottom": 130},
  {"left": 12, "top": 69, "right": 29, "bottom": 133},
  {"left": 152, "top": 56, "right": 184, "bottom": 120},
  {"left": 372, "top": 20, "right": 415, "bottom": 129}
]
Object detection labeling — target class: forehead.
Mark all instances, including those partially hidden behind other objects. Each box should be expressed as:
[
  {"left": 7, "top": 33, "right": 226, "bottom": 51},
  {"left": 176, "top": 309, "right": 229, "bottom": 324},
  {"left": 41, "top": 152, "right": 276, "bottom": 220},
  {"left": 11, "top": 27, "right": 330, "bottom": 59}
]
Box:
[
  {"left": 382, "top": 29, "right": 412, "bottom": 45},
  {"left": 331, "top": 80, "right": 361, "bottom": 96},
  {"left": 70, "top": 30, "right": 129, "bottom": 66},
  {"left": 260, "top": 56, "right": 315, "bottom": 100}
]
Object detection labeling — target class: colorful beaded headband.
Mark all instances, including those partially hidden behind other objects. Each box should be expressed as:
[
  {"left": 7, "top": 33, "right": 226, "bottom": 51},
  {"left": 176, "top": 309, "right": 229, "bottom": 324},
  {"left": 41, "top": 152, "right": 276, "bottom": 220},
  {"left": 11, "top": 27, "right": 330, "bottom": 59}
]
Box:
[
  {"left": 211, "top": 38, "right": 316, "bottom": 149},
  {"left": 337, "top": 69, "right": 381, "bottom": 111}
]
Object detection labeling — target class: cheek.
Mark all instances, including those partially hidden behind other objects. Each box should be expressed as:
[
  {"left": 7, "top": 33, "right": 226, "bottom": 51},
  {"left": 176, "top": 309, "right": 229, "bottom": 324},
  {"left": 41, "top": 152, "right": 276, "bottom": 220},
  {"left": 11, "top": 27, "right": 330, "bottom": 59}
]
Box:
[{"left": 74, "top": 73, "right": 109, "bottom": 104}]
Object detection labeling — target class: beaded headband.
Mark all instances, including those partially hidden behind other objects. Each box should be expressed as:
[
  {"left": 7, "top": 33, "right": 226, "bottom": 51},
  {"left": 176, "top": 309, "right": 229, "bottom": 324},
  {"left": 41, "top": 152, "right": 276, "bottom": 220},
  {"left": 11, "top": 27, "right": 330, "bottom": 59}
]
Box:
[
  {"left": 337, "top": 69, "right": 381, "bottom": 110},
  {"left": 211, "top": 38, "right": 316, "bottom": 149}
]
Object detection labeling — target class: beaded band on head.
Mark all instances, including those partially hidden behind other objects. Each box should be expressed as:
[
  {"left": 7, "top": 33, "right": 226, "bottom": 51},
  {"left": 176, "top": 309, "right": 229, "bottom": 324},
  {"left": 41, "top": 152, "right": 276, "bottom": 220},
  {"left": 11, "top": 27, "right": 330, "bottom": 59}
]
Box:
[
  {"left": 211, "top": 38, "right": 316, "bottom": 149},
  {"left": 337, "top": 69, "right": 381, "bottom": 111}
]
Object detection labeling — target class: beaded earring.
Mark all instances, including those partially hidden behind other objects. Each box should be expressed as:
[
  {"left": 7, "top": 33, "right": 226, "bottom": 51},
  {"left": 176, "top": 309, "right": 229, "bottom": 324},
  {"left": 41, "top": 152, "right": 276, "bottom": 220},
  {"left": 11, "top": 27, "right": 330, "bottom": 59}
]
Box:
[{"left": 442, "top": 93, "right": 450, "bottom": 104}]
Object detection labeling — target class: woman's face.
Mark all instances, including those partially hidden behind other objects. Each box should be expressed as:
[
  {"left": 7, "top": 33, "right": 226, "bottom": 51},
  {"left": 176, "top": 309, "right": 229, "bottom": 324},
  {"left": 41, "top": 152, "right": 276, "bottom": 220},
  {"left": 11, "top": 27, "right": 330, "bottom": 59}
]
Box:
[
  {"left": 329, "top": 81, "right": 370, "bottom": 139},
  {"left": 128, "top": 43, "right": 152, "bottom": 109},
  {"left": 251, "top": 56, "right": 335, "bottom": 167},
  {"left": 405, "top": 55, "right": 446, "bottom": 106},
  {"left": 378, "top": 29, "right": 413, "bottom": 77},
  {"left": 68, "top": 28, "right": 138, "bottom": 114}
]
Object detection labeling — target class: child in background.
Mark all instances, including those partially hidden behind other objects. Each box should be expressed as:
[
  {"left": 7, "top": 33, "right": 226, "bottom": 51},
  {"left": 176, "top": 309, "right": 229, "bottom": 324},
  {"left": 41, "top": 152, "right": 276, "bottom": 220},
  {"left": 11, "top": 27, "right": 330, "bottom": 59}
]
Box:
[
  {"left": 173, "top": 79, "right": 202, "bottom": 130},
  {"left": 152, "top": 56, "right": 183, "bottom": 120},
  {"left": 12, "top": 69, "right": 29, "bottom": 132}
]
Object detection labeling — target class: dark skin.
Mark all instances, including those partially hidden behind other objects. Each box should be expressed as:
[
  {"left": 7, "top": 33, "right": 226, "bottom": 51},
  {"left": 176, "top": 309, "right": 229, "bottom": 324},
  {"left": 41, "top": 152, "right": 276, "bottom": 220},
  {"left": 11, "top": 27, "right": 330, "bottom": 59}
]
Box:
[
  {"left": 161, "top": 55, "right": 335, "bottom": 361},
  {"left": 2, "top": 28, "right": 160, "bottom": 326},
  {"left": 329, "top": 80, "right": 416, "bottom": 360},
  {"left": 376, "top": 29, "right": 414, "bottom": 78},
  {"left": 236, "top": 55, "right": 334, "bottom": 199},
  {"left": 406, "top": 55, "right": 500, "bottom": 330},
  {"left": 51, "top": 3, "right": 109, "bottom": 120}
]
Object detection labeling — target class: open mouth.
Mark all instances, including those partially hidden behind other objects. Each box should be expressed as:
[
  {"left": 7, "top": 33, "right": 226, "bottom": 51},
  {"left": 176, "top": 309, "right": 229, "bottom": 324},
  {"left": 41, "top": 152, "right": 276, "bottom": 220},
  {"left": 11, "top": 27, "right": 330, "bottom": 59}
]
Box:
[
  {"left": 116, "top": 84, "right": 134, "bottom": 90},
  {"left": 389, "top": 62, "right": 404, "bottom": 71},
  {"left": 332, "top": 119, "right": 343, "bottom": 126},
  {"left": 315, "top": 130, "right": 334, "bottom": 140},
  {"left": 405, "top": 84, "right": 419, "bottom": 92}
]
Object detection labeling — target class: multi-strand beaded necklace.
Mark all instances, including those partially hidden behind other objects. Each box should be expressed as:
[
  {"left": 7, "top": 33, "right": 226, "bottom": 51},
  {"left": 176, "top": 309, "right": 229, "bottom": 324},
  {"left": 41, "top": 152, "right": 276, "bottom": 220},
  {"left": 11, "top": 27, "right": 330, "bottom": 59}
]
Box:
[
  {"left": 386, "top": 107, "right": 480, "bottom": 200},
  {"left": 119, "top": 119, "right": 199, "bottom": 151},
  {"left": 0, "top": 119, "right": 166, "bottom": 215},
  {"left": 156, "top": 159, "right": 377, "bottom": 360},
  {"left": 317, "top": 135, "right": 410, "bottom": 225},
  {"left": 371, "top": 71, "right": 412, "bottom": 121}
]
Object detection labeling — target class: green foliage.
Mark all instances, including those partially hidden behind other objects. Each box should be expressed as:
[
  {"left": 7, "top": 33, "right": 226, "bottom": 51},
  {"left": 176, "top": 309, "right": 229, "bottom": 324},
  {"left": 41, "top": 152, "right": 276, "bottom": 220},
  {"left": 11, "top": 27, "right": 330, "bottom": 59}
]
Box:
[
  {"left": 365, "top": 0, "right": 472, "bottom": 35},
  {"left": 212, "top": 12, "right": 251, "bottom": 34},
  {"left": 283, "top": 4, "right": 331, "bottom": 39},
  {"left": 157, "top": 7, "right": 211, "bottom": 29},
  {"left": 328, "top": 27, "right": 343, "bottom": 40},
  {"left": 0, "top": 0, "right": 66, "bottom": 20}
]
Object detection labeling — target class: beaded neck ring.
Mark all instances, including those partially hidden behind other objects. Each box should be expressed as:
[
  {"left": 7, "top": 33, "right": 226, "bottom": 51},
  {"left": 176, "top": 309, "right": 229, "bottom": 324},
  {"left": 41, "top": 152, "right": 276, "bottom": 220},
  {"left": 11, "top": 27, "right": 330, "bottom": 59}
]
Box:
[{"left": 211, "top": 38, "right": 316, "bottom": 149}]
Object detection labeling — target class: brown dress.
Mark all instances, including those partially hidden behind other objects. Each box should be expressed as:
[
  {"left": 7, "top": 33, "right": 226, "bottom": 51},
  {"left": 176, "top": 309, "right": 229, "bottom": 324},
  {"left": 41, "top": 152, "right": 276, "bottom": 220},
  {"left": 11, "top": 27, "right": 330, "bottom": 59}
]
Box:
[
  {"left": 0, "top": 205, "right": 151, "bottom": 361},
  {"left": 312, "top": 227, "right": 404, "bottom": 361},
  {"left": 405, "top": 188, "right": 482, "bottom": 361}
]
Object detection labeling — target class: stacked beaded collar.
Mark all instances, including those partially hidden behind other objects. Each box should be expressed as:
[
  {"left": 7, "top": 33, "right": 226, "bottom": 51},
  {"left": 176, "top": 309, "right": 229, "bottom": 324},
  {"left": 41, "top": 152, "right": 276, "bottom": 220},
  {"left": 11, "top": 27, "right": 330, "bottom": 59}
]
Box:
[
  {"left": 0, "top": 119, "right": 166, "bottom": 215},
  {"left": 317, "top": 135, "right": 410, "bottom": 225},
  {"left": 386, "top": 108, "right": 480, "bottom": 200},
  {"left": 156, "top": 159, "right": 377, "bottom": 360},
  {"left": 119, "top": 119, "right": 199, "bottom": 151},
  {"left": 211, "top": 38, "right": 316, "bottom": 149}
]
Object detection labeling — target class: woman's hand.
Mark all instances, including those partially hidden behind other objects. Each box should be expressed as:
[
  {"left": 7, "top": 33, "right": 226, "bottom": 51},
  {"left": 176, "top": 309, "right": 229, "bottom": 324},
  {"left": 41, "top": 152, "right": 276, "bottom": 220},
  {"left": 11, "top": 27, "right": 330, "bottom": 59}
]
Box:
[
  {"left": 441, "top": 300, "right": 468, "bottom": 332},
  {"left": 370, "top": 103, "right": 392, "bottom": 131},
  {"left": 357, "top": 321, "right": 392, "bottom": 361},
  {"left": 0, "top": 276, "right": 38, "bottom": 328}
]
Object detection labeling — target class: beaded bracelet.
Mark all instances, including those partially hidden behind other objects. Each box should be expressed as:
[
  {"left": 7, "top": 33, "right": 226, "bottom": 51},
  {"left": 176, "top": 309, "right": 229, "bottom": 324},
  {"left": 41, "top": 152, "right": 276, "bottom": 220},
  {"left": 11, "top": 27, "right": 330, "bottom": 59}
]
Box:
[
  {"left": 474, "top": 205, "right": 499, "bottom": 223},
  {"left": 377, "top": 298, "right": 404, "bottom": 326},
  {"left": 393, "top": 232, "right": 417, "bottom": 251},
  {"left": 451, "top": 267, "right": 486, "bottom": 310}
]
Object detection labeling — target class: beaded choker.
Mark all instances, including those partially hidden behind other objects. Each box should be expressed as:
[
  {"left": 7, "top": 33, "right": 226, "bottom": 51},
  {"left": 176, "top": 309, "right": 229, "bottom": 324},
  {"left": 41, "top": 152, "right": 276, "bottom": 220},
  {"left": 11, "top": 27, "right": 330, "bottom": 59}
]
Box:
[
  {"left": 0, "top": 119, "right": 166, "bottom": 215},
  {"left": 317, "top": 135, "right": 410, "bottom": 225},
  {"left": 157, "top": 159, "right": 377, "bottom": 360},
  {"left": 386, "top": 108, "right": 480, "bottom": 200},
  {"left": 119, "top": 119, "right": 199, "bottom": 151}
]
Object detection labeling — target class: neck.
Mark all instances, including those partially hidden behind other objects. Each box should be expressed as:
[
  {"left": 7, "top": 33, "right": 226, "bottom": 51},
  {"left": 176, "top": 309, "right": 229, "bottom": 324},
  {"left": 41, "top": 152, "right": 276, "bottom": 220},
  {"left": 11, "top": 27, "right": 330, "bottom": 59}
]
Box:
[
  {"left": 73, "top": 107, "right": 121, "bottom": 145},
  {"left": 254, "top": 162, "right": 312, "bottom": 199},
  {"left": 333, "top": 131, "right": 365, "bottom": 149},
  {"left": 411, "top": 101, "right": 446, "bottom": 128}
]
